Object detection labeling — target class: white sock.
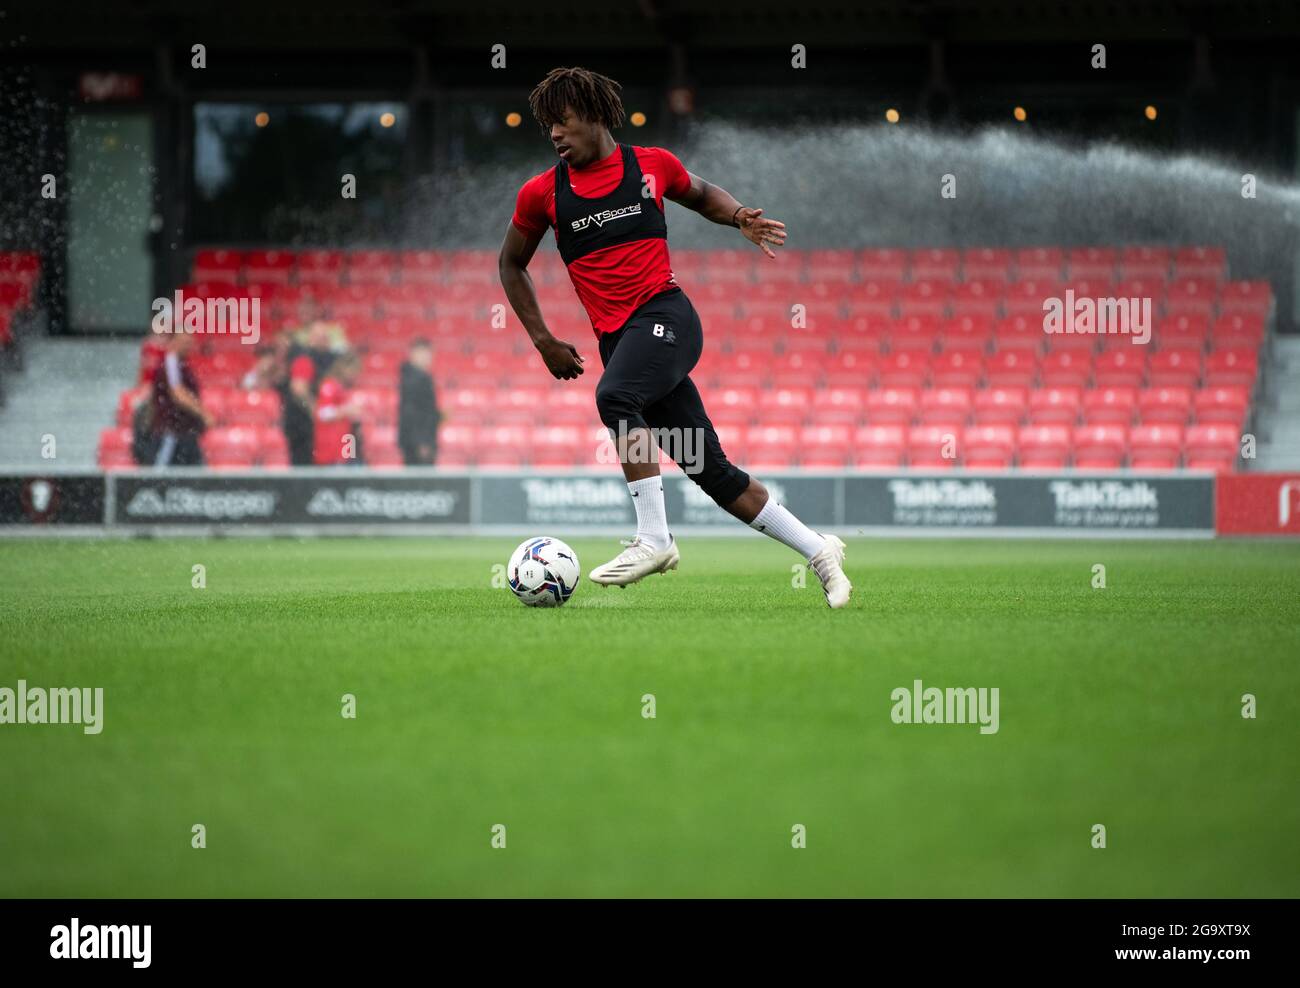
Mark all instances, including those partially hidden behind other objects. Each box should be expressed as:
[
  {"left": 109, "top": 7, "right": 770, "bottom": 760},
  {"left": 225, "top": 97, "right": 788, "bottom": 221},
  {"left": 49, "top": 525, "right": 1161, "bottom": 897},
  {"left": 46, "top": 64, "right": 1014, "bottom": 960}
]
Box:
[
  {"left": 628, "top": 476, "right": 670, "bottom": 551},
  {"left": 750, "top": 500, "right": 827, "bottom": 561}
]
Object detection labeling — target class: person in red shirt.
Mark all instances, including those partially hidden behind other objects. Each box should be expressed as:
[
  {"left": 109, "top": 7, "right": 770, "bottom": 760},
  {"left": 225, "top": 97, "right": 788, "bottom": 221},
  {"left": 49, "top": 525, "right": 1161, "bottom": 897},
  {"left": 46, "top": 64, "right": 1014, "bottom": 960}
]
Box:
[
  {"left": 499, "top": 67, "right": 850, "bottom": 607},
  {"left": 313, "top": 353, "right": 365, "bottom": 466},
  {"left": 284, "top": 322, "right": 338, "bottom": 466}
]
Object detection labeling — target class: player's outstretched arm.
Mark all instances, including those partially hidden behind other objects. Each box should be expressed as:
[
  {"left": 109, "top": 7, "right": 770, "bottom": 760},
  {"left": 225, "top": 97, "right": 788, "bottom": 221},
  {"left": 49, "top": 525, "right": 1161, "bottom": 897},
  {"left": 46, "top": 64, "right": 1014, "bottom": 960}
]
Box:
[
  {"left": 498, "top": 223, "right": 585, "bottom": 380},
  {"left": 668, "top": 172, "right": 788, "bottom": 259}
]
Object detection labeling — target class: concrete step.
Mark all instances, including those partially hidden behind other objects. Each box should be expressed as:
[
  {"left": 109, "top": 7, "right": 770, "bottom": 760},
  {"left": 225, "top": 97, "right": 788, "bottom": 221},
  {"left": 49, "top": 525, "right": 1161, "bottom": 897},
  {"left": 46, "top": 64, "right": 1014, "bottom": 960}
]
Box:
[{"left": 0, "top": 337, "right": 140, "bottom": 469}]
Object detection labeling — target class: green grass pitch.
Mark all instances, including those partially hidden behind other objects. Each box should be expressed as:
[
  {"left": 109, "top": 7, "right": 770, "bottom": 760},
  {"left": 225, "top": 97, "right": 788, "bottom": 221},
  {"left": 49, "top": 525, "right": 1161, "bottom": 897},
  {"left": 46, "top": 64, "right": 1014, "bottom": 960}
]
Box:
[{"left": 1, "top": 536, "right": 1297, "bottom": 898}]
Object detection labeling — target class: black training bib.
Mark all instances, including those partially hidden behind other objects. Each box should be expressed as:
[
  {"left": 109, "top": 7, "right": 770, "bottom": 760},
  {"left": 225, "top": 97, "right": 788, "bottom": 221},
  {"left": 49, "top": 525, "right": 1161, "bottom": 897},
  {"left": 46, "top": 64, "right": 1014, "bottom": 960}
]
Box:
[{"left": 553, "top": 144, "right": 668, "bottom": 266}]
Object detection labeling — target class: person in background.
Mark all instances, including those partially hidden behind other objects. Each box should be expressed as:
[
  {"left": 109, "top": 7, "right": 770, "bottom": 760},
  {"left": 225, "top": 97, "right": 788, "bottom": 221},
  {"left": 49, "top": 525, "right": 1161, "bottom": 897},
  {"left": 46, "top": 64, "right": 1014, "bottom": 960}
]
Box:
[
  {"left": 398, "top": 337, "right": 441, "bottom": 466},
  {"left": 313, "top": 353, "right": 365, "bottom": 466},
  {"left": 152, "top": 333, "right": 214, "bottom": 467},
  {"left": 282, "top": 321, "right": 338, "bottom": 466},
  {"left": 241, "top": 337, "right": 287, "bottom": 391}
]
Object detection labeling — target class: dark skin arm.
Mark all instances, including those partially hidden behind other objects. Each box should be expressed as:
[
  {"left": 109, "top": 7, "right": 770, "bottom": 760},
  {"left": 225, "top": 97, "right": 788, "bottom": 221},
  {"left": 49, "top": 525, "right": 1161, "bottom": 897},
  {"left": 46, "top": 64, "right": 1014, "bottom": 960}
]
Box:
[
  {"left": 498, "top": 223, "right": 585, "bottom": 380},
  {"left": 667, "top": 172, "right": 788, "bottom": 257}
]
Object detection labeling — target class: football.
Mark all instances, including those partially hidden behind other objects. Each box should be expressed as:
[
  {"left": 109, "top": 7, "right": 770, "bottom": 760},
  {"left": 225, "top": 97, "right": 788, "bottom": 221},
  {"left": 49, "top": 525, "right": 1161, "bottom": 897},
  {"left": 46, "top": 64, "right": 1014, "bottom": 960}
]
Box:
[{"left": 507, "top": 537, "right": 581, "bottom": 607}]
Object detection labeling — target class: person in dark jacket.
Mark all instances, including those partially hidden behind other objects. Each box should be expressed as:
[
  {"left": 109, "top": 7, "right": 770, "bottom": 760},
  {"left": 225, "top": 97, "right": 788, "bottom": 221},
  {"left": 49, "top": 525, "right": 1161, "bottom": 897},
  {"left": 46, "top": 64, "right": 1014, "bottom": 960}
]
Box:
[
  {"left": 398, "top": 338, "right": 441, "bottom": 466},
  {"left": 152, "top": 333, "right": 213, "bottom": 466}
]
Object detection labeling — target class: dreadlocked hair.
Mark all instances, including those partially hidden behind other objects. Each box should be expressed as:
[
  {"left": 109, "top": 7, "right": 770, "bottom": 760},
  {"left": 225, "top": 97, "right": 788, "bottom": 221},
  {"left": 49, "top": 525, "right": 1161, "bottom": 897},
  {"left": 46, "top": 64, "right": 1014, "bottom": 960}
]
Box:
[{"left": 528, "top": 67, "right": 626, "bottom": 130}]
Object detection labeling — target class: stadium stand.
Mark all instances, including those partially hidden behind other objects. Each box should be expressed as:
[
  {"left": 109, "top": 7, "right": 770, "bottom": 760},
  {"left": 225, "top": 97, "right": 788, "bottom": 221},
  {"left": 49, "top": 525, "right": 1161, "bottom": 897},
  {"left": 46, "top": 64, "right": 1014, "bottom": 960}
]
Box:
[
  {"left": 0, "top": 251, "right": 41, "bottom": 400},
  {"left": 99, "top": 245, "right": 1272, "bottom": 471}
]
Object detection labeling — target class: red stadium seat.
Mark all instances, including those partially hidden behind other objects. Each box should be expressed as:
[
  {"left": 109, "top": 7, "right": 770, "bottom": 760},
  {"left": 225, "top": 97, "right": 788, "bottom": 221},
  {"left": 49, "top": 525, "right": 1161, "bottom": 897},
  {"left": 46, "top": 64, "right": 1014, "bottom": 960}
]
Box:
[
  {"left": 1211, "top": 312, "right": 1267, "bottom": 348},
  {"left": 890, "top": 313, "right": 941, "bottom": 352},
  {"left": 857, "top": 248, "right": 908, "bottom": 281},
  {"left": 348, "top": 250, "right": 398, "bottom": 286},
  {"left": 202, "top": 426, "right": 259, "bottom": 468},
  {"left": 1137, "top": 386, "right": 1193, "bottom": 425},
  {"left": 442, "top": 387, "right": 495, "bottom": 425},
  {"left": 986, "top": 348, "right": 1037, "bottom": 389},
  {"left": 1072, "top": 425, "right": 1127, "bottom": 470},
  {"left": 399, "top": 251, "right": 446, "bottom": 285},
  {"left": 257, "top": 427, "right": 290, "bottom": 467},
  {"left": 992, "top": 313, "right": 1043, "bottom": 352},
  {"left": 1040, "top": 350, "right": 1092, "bottom": 389},
  {"left": 820, "top": 387, "right": 867, "bottom": 424},
  {"left": 1113, "top": 276, "right": 1167, "bottom": 314},
  {"left": 823, "top": 348, "right": 877, "bottom": 388},
  {"left": 931, "top": 349, "right": 983, "bottom": 389},
  {"left": 1066, "top": 246, "right": 1118, "bottom": 283},
  {"left": 1217, "top": 280, "right": 1272, "bottom": 317},
  {"left": 1148, "top": 348, "right": 1202, "bottom": 389},
  {"left": 807, "top": 249, "right": 856, "bottom": 282},
  {"left": 297, "top": 250, "right": 347, "bottom": 285},
  {"left": 193, "top": 248, "right": 243, "bottom": 283},
  {"left": 1184, "top": 424, "right": 1240, "bottom": 472},
  {"left": 709, "top": 249, "right": 758, "bottom": 285},
  {"left": 918, "top": 387, "right": 972, "bottom": 428},
  {"left": 777, "top": 336, "right": 831, "bottom": 369},
  {"left": 910, "top": 248, "right": 961, "bottom": 281},
  {"left": 962, "top": 425, "right": 1015, "bottom": 469},
  {"left": 899, "top": 279, "right": 950, "bottom": 316},
  {"left": 529, "top": 424, "right": 586, "bottom": 462},
  {"left": 852, "top": 425, "right": 906, "bottom": 468},
  {"left": 243, "top": 250, "right": 295, "bottom": 285},
  {"left": 798, "top": 424, "right": 854, "bottom": 463},
  {"left": 864, "top": 387, "right": 919, "bottom": 425},
  {"left": 1173, "top": 246, "right": 1226, "bottom": 281},
  {"left": 1015, "top": 247, "right": 1065, "bottom": 281},
  {"left": 948, "top": 281, "right": 1001, "bottom": 319},
  {"left": 745, "top": 424, "right": 799, "bottom": 467},
  {"left": 221, "top": 388, "right": 282, "bottom": 426},
  {"left": 908, "top": 425, "right": 958, "bottom": 468},
  {"left": 446, "top": 250, "right": 499, "bottom": 287},
  {"left": 710, "top": 351, "right": 769, "bottom": 388},
  {"left": 961, "top": 247, "right": 1012, "bottom": 281},
  {"left": 1204, "top": 348, "right": 1258, "bottom": 389},
  {"left": 1153, "top": 312, "right": 1210, "bottom": 350},
  {"left": 98, "top": 427, "right": 134, "bottom": 465},
  {"left": 1128, "top": 424, "right": 1184, "bottom": 470},
  {"left": 1004, "top": 277, "right": 1060, "bottom": 318},
  {"left": 1118, "top": 245, "right": 1171, "bottom": 281},
  {"left": 1082, "top": 387, "right": 1137, "bottom": 425},
  {"left": 1027, "top": 387, "right": 1082, "bottom": 426},
  {"left": 709, "top": 386, "right": 760, "bottom": 427},
  {"left": 878, "top": 351, "right": 930, "bottom": 389},
  {"left": 1093, "top": 347, "right": 1146, "bottom": 389},
  {"left": 845, "top": 279, "right": 900, "bottom": 317},
  {"left": 939, "top": 313, "right": 995, "bottom": 352},
  {"left": 758, "top": 386, "right": 814, "bottom": 422},
  {"left": 836, "top": 314, "right": 891, "bottom": 348},
  {"left": 973, "top": 387, "right": 1028, "bottom": 426},
  {"left": 1017, "top": 424, "right": 1071, "bottom": 468},
  {"left": 1165, "top": 276, "right": 1218, "bottom": 316},
  {"left": 1194, "top": 387, "right": 1249, "bottom": 425}
]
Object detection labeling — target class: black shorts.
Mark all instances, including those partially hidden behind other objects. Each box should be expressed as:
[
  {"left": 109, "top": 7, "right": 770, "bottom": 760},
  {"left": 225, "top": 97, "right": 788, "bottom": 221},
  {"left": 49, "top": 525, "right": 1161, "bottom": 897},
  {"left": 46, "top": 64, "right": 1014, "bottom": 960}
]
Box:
[{"left": 595, "top": 287, "right": 750, "bottom": 506}]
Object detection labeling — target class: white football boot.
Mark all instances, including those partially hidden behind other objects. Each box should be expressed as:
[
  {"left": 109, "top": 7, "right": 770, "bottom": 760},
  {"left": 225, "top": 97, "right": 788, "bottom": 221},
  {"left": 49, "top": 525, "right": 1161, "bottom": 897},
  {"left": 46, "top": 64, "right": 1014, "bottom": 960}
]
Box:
[
  {"left": 589, "top": 536, "right": 680, "bottom": 587},
  {"left": 808, "top": 535, "right": 852, "bottom": 608}
]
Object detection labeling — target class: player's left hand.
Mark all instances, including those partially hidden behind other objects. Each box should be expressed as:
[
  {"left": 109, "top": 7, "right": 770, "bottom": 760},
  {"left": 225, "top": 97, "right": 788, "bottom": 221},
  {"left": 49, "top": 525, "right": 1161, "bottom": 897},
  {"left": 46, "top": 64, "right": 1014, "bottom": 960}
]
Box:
[{"left": 737, "top": 208, "right": 787, "bottom": 258}]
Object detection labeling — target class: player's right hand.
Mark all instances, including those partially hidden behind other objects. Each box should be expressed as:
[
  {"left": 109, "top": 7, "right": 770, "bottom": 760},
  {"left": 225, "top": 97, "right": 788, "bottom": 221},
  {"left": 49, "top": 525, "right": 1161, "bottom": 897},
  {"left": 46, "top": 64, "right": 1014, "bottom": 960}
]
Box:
[{"left": 536, "top": 336, "right": 585, "bottom": 380}]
